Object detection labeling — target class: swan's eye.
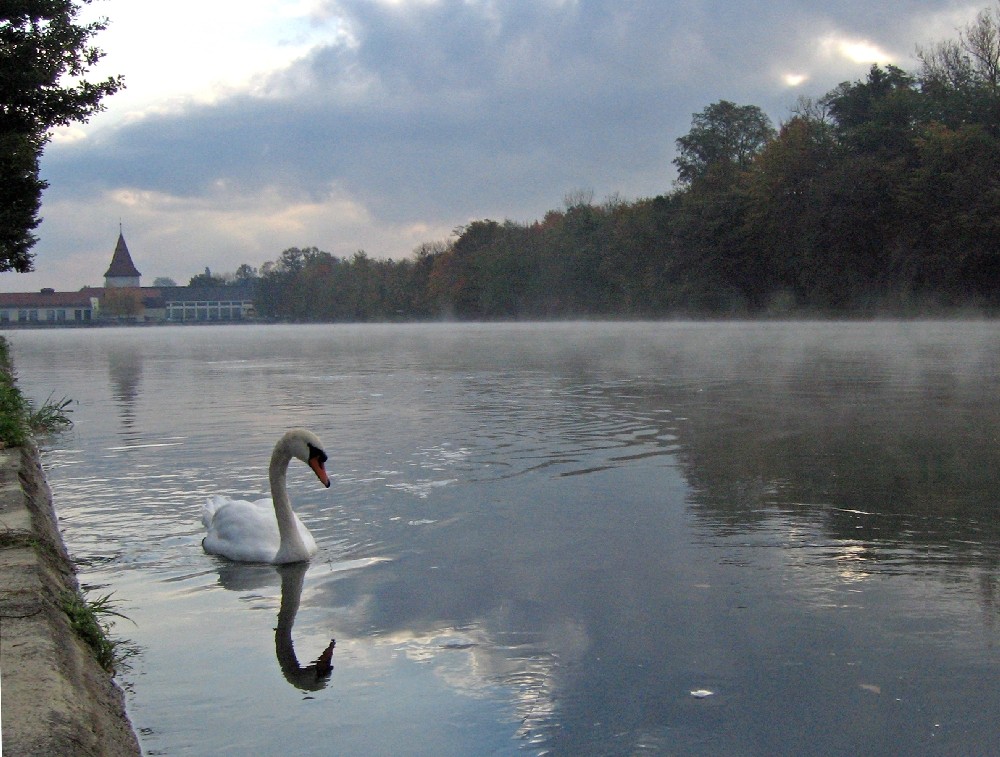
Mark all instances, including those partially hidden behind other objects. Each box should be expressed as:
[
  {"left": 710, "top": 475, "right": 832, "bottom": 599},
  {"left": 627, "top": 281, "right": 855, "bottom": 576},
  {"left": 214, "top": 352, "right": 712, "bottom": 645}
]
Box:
[{"left": 307, "top": 443, "right": 328, "bottom": 464}]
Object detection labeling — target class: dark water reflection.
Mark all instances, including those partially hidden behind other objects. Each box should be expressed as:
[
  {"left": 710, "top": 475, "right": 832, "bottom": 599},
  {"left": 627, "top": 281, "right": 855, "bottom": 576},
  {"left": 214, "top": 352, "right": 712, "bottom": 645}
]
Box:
[{"left": 8, "top": 322, "right": 1000, "bottom": 756}]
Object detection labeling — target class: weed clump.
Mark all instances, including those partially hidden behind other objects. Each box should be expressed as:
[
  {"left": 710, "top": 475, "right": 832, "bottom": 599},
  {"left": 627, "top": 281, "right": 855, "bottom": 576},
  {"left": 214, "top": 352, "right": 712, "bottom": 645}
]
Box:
[
  {"left": 0, "top": 337, "right": 72, "bottom": 447},
  {"left": 58, "top": 591, "right": 135, "bottom": 673}
]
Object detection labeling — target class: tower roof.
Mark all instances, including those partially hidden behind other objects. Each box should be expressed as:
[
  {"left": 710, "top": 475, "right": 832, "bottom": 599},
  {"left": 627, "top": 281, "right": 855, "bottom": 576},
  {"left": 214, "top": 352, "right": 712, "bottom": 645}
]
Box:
[{"left": 104, "top": 232, "right": 141, "bottom": 279}]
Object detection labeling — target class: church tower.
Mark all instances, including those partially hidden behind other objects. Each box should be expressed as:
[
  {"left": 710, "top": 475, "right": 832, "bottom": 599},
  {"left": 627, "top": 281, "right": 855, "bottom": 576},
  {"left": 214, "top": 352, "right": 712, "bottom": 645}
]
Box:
[{"left": 104, "top": 229, "right": 141, "bottom": 288}]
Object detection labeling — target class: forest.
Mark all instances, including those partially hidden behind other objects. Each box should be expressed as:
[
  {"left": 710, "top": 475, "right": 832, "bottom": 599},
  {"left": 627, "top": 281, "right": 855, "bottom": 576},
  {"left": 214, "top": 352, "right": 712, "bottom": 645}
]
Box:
[{"left": 243, "top": 8, "right": 1000, "bottom": 320}]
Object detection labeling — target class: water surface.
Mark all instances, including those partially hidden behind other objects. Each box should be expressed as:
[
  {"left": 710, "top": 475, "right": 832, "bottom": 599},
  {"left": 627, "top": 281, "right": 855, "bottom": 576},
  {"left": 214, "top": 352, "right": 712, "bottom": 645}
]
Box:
[{"left": 9, "top": 321, "right": 1000, "bottom": 756}]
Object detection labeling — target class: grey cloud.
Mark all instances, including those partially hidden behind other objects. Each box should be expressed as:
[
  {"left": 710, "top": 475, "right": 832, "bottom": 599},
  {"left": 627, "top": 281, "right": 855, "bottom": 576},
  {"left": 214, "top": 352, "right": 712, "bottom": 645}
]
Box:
[{"left": 42, "top": 0, "right": 977, "bottom": 227}]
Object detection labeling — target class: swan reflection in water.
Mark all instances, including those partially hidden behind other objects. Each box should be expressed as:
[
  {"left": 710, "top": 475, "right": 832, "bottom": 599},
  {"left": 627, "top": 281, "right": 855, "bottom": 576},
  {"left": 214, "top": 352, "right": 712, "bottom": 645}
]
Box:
[
  {"left": 214, "top": 562, "right": 336, "bottom": 692},
  {"left": 275, "top": 563, "right": 336, "bottom": 691}
]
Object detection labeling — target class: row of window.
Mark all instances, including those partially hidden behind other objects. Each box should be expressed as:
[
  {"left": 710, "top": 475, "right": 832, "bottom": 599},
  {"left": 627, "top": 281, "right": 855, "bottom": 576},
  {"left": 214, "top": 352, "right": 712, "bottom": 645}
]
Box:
[
  {"left": 165, "top": 302, "right": 248, "bottom": 321},
  {"left": 0, "top": 309, "right": 92, "bottom": 322},
  {"left": 0, "top": 300, "right": 252, "bottom": 323}
]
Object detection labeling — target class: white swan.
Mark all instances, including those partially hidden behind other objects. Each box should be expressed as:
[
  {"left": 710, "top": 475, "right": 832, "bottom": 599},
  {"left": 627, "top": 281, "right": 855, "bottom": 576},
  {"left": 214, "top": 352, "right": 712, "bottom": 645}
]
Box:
[{"left": 202, "top": 429, "right": 330, "bottom": 564}]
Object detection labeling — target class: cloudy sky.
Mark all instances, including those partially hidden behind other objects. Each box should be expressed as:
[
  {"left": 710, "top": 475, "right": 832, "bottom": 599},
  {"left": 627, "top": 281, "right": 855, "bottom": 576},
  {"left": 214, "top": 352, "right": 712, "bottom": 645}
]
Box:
[{"left": 5, "top": 0, "right": 987, "bottom": 291}]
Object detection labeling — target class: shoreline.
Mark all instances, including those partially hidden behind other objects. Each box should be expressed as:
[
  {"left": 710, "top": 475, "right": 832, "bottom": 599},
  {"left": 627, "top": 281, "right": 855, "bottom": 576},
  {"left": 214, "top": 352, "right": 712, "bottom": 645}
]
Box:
[
  {"left": 0, "top": 444, "right": 141, "bottom": 756},
  {"left": 1, "top": 310, "right": 999, "bottom": 332}
]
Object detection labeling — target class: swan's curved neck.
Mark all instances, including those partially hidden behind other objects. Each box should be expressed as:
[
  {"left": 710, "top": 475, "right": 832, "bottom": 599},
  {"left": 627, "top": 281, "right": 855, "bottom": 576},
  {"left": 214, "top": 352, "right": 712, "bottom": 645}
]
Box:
[{"left": 269, "top": 448, "right": 309, "bottom": 558}]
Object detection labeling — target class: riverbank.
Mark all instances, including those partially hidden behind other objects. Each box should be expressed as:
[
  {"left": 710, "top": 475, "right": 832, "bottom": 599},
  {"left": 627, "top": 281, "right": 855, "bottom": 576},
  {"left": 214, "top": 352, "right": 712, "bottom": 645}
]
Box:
[{"left": 0, "top": 443, "right": 141, "bottom": 756}]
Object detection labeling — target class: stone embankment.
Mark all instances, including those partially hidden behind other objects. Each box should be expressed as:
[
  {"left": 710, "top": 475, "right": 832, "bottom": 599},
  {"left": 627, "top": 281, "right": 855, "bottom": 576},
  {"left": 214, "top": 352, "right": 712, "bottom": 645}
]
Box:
[{"left": 0, "top": 444, "right": 141, "bottom": 756}]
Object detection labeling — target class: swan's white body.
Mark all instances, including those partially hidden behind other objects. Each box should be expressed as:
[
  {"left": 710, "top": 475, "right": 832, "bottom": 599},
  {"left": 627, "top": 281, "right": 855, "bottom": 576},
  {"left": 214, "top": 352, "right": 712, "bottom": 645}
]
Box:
[
  {"left": 202, "top": 494, "right": 318, "bottom": 563},
  {"left": 202, "top": 429, "right": 330, "bottom": 564}
]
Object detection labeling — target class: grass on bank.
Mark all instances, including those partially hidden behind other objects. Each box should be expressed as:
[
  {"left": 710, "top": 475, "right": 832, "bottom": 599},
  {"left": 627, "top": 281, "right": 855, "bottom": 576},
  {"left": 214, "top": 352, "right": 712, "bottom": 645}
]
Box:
[
  {"left": 58, "top": 591, "right": 136, "bottom": 674},
  {"left": 0, "top": 337, "right": 73, "bottom": 447}
]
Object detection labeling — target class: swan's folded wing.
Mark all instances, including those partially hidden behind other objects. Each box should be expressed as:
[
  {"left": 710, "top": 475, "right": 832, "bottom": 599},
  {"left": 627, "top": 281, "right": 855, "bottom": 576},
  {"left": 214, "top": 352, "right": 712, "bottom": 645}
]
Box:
[
  {"left": 201, "top": 494, "right": 233, "bottom": 527},
  {"left": 202, "top": 496, "right": 283, "bottom": 562}
]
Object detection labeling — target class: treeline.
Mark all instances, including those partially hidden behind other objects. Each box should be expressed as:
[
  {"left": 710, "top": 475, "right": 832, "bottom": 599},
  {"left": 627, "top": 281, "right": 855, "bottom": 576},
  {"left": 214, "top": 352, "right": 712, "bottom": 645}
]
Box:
[
  {"left": 249, "top": 7, "right": 1000, "bottom": 320},
  {"left": 252, "top": 248, "right": 437, "bottom": 320}
]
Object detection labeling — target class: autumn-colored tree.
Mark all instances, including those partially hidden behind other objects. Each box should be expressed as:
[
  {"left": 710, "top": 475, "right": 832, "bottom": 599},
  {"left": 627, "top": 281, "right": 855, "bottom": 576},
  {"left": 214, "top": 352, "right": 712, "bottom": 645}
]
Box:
[{"left": 100, "top": 288, "right": 144, "bottom": 319}]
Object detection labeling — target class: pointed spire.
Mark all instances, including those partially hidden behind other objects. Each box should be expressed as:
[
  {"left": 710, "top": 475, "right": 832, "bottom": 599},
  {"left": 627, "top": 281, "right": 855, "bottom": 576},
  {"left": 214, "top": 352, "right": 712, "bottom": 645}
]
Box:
[{"left": 104, "top": 229, "right": 142, "bottom": 286}]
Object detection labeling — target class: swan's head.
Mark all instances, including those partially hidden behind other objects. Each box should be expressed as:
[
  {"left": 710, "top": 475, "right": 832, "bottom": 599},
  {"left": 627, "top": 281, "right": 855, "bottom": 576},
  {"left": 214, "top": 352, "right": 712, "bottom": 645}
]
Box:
[{"left": 281, "top": 428, "right": 331, "bottom": 488}]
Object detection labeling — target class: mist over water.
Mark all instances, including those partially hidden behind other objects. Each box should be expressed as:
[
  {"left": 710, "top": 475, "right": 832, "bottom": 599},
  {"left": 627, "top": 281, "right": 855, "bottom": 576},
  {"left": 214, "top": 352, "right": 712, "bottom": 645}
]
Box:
[{"left": 9, "top": 321, "right": 1000, "bottom": 756}]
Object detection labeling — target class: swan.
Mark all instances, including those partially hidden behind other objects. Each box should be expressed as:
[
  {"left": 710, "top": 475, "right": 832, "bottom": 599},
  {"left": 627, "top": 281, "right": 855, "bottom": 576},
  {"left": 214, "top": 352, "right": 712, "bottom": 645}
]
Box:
[{"left": 202, "top": 429, "right": 330, "bottom": 564}]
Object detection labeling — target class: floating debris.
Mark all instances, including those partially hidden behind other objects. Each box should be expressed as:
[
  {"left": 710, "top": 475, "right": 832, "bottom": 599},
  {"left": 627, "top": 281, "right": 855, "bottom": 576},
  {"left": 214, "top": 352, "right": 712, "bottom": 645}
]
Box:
[{"left": 690, "top": 689, "right": 715, "bottom": 698}]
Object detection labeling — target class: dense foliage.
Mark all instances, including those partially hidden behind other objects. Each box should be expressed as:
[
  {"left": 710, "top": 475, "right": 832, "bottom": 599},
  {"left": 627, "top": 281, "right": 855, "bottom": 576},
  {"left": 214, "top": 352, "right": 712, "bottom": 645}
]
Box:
[
  {"left": 252, "top": 247, "right": 436, "bottom": 321},
  {"left": 244, "top": 6, "right": 1000, "bottom": 319},
  {"left": 0, "top": 1, "right": 122, "bottom": 272}
]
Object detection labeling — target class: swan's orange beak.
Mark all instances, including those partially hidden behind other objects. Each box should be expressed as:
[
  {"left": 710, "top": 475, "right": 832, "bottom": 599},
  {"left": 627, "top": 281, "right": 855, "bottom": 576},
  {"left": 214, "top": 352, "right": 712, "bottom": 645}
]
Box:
[{"left": 309, "top": 456, "right": 331, "bottom": 488}]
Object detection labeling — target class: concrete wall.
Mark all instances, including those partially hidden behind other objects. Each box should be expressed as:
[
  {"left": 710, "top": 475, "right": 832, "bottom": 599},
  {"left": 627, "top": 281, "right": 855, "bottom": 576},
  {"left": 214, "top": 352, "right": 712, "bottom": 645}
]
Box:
[{"left": 0, "top": 445, "right": 141, "bottom": 756}]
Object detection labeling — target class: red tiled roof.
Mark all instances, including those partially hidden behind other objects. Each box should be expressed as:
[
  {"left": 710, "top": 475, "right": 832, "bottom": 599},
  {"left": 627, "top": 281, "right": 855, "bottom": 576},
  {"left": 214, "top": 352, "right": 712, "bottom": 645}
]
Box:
[{"left": 0, "top": 290, "right": 99, "bottom": 308}]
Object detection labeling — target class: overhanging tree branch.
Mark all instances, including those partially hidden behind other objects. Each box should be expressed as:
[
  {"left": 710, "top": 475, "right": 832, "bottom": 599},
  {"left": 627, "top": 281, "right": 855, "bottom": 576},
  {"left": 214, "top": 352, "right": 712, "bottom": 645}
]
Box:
[{"left": 0, "top": 0, "right": 123, "bottom": 271}]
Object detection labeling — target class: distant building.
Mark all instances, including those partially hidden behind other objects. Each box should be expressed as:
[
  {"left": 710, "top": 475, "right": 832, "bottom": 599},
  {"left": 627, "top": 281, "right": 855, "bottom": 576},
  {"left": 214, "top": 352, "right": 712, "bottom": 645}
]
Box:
[
  {"left": 0, "top": 232, "right": 255, "bottom": 326},
  {"left": 160, "top": 285, "right": 255, "bottom": 323},
  {"left": 0, "top": 289, "right": 100, "bottom": 325}
]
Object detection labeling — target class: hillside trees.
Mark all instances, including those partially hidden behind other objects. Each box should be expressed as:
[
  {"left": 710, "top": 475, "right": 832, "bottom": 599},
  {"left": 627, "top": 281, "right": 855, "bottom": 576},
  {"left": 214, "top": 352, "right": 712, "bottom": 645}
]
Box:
[
  {"left": 249, "top": 6, "right": 1000, "bottom": 320},
  {"left": 0, "top": 1, "right": 123, "bottom": 271},
  {"left": 255, "top": 247, "right": 431, "bottom": 321}
]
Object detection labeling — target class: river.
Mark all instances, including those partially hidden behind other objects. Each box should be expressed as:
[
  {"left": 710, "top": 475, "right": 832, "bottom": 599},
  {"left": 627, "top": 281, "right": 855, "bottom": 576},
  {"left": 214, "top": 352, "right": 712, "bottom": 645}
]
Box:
[{"left": 8, "top": 321, "right": 1000, "bottom": 756}]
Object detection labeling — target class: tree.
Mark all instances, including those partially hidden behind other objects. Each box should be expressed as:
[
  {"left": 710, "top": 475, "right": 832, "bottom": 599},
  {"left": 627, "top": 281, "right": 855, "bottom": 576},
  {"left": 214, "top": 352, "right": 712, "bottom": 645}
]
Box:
[
  {"left": 917, "top": 4, "right": 1000, "bottom": 133},
  {"left": 100, "top": 287, "right": 143, "bottom": 319},
  {"left": 428, "top": 221, "right": 506, "bottom": 317},
  {"left": 189, "top": 267, "right": 226, "bottom": 287},
  {"left": 152, "top": 277, "right": 177, "bottom": 287},
  {"left": 901, "top": 123, "right": 1000, "bottom": 300},
  {"left": 670, "top": 102, "right": 775, "bottom": 311},
  {"left": 918, "top": 4, "right": 1000, "bottom": 90},
  {"left": 550, "top": 203, "right": 614, "bottom": 313},
  {"left": 0, "top": 131, "right": 44, "bottom": 272},
  {"left": 673, "top": 101, "right": 776, "bottom": 185},
  {"left": 0, "top": 1, "right": 123, "bottom": 271},
  {"left": 822, "top": 65, "right": 921, "bottom": 157},
  {"left": 233, "top": 263, "right": 258, "bottom": 283},
  {"left": 743, "top": 116, "right": 837, "bottom": 305}
]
